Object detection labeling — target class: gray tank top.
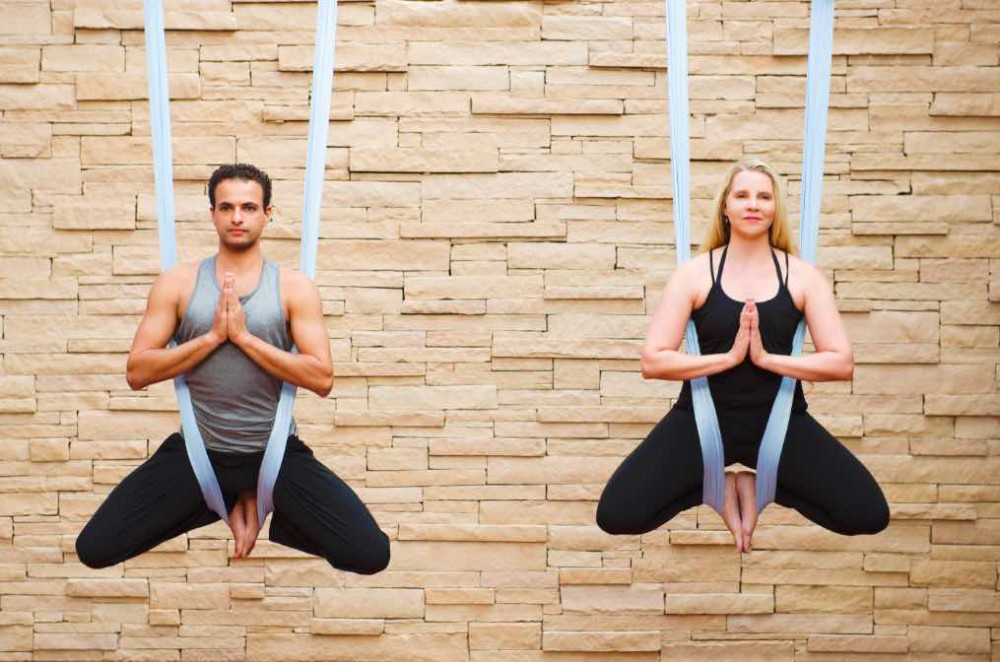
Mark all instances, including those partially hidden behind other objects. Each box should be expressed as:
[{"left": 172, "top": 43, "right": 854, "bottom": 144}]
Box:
[{"left": 174, "top": 256, "right": 297, "bottom": 453}]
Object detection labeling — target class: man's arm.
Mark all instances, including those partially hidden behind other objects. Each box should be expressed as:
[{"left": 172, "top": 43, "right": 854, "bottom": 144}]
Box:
[
  {"left": 125, "top": 268, "right": 226, "bottom": 390},
  {"left": 229, "top": 271, "right": 333, "bottom": 397}
]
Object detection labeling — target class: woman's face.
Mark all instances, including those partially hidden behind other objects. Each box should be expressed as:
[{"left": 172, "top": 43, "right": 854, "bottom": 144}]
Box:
[{"left": 724, "top": 170, "right": 776, "bottom": 241}]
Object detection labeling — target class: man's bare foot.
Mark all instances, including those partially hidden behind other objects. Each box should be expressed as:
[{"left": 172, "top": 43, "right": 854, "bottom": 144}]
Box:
[
  {"left": 721, "top": 472, "right": 743, "bottom": 552},
  {"left": 239, "top": 492, "right": 260, "bottom": 558},
  {"left": 735, "top": 471, "right": 757, "bottom": 553}
]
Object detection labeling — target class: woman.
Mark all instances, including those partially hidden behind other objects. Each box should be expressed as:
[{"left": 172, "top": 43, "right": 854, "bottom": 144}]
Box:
[{"left": 597, "top": 159, "right": 889, "bottom": 552}]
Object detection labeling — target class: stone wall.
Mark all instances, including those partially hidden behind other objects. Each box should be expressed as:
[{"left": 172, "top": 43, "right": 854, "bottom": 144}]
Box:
[{"left": 0, "top": 0, "right": 997, "bottom": 659}]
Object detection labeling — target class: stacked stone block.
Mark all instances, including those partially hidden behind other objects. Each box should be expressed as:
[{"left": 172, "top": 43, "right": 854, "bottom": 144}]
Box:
[{"left": 0, "top": 0, "right": 997, "bottom": 659}]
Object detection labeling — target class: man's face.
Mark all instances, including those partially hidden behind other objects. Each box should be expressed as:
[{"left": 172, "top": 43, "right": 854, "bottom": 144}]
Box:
[{"left": 210, "top": 178, "right": 270, "bottom": 251}]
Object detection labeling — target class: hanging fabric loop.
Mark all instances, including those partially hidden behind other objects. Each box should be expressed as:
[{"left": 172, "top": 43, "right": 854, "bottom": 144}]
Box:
[
  {"left": 144, "top": 0, "right": 229, "bottom": 524},
  {"left": 665, "top": 0, "right": 726, "bottom": 514},
  {"left": 143, "top": 0, "right": 339, "bottom": 528},
  {"left": 664, "top": 0, "right": 835, "bottom": 517}
]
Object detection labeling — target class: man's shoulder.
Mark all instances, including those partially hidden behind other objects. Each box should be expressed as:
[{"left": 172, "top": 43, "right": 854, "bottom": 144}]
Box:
[
  {"left": 277, "top": 266, "right": 317, "bottom": 299},
  {"left": 152, "top": 261, "right": 201, "bottom": 297}
]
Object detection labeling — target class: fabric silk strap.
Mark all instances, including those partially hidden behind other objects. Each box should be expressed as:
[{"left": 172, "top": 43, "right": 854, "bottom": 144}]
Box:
[
  {"left": 755, "top": 0, "right": 834, "bottom": 513},
  {"left": 256, "top": 0, "right": 338, "bottom": 526},
  {"left": 665, "top": 0, "right": 726, "bottom": 514},
  {"left": 143, "top": 0, "right": 338, "bottom": 527},
  {"left": 664, "top": 0, "right": 834, "bottom": 516},
  {"left": 144, "top": 0, "right": 229, "bottom": 525}
]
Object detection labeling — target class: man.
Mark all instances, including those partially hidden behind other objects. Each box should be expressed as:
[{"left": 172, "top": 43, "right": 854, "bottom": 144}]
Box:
[{"left": 76, "top": 163, "right": 389, "bottom": 574}]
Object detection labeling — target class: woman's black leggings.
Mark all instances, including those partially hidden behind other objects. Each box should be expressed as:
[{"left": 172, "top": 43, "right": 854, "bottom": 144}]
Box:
[
  {"left": 76, "top": 433, "right": 390, "bottom": 574},
  {"left": 597, "top": 406, "right": 889, "bottom": 536}
]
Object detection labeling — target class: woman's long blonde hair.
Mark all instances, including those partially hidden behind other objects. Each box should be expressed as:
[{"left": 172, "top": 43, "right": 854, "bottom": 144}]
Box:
[{"left": 701, "top": 159, "right": 796, "bottom": 255}]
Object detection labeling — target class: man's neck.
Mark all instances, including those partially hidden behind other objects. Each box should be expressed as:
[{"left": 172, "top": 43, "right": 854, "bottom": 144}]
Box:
[{"left": 215, "top": 245, "right": 264, "bottom": 276}]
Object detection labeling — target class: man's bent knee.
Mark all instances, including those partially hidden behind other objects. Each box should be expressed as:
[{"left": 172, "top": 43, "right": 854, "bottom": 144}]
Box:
[{"left": 331, "top": 529, "right": 390, "bottom": 576}]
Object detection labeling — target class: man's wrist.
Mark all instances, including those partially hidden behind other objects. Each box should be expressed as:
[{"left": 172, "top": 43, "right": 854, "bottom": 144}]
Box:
[
  {"left": 231, "top": 329, "right": 254, "bottom": 349},
  {"left": 205, "top": 331, "right": 226, "bottom": 349}
]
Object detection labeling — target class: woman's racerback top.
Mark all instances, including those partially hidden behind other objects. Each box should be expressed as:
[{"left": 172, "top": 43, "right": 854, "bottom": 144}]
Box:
[{"left": 675, "top": 244, "right": 808, "bottom": 412}]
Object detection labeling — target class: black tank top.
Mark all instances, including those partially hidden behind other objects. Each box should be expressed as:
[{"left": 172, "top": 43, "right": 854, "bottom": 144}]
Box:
[{"left": 675, "top": 245, "right": 808, "bottom": 411}]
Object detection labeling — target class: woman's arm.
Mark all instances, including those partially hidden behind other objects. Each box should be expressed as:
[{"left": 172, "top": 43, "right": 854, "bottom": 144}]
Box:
[
  {"left": 750, "top": 263, "right": 854, "bottom": 382},
  {"left": 640, "top": 260, "right": 747, "bottom": 381}
]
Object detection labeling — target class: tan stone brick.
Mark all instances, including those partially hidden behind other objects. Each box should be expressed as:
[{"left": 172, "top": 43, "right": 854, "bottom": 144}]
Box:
[
  {"left": 776, "top": 586, "right": 872, "bottom": 613},
  {"left": 854, "top": 365, "right": 993, "bottom": 395},
  {"left": 775, "top": 27, "right": 931, "bottom": 55},
  {"left": 397, "top": 525, "right": 546, "bottom": 543},
  {"left": 0, "top": 492, "right": 57, "bottom": 516},
  {"left": 81, "top": 136, "right": 234, "bottom": 166},
  {"left": 853, "top": 195, "right": 992, "bottom": 223},
  {"left": 76, "top": 73, "right": 200, "bottom": 101},
  {"left": 0, "top": 48, "right": 39, "bottom": 84},
  {"left": 929, "top": 589, "right": 1000, "bottom": 613},
  {"left": 408, "top": 66, "right": 509, "bottom": 92},
  {"left": 391, "top": 542, "right": 546, "bottom": 571},
  {"left": 29, "top": 439, "right": 68, "bottom": 462},
  {"left": 560, "top": 584, "right": 663, "bottom": 613},
  {"left": 473, "top": 94, "right": 622, "bottom": 116},
  {"left": 247, "top": 632, "right": 469, "bottom": 662},
  {"left": 33, "top": 632, "right": 118, "bottom": 650},
  {"left": 665, "top": 592, "right": 773, "bottom": 615},
  {"left": 807, "top": 634, "right": 909, "bottom": 653},
  {"left": 66, "top": 578, "right": 148, "bottom": 598},
  {"left": 658, "top": 641, "right": 794, "bottom": 662},
  {"left": 909, "top": 625, "right": 990, "bottom": 653},
  {"left": 315, "top": 588, "right": 423, "bottom": 619},
  {"left": 351, "top": 148, "right": 499, "bottom": 173},
  {"left": 507, "top": 242, "right": 616, "bottom": 270},
  {"left": 910, "top": 559, "right": 995, "bottom": 588},
  {"left": 42, "top": 45, "right": 124, "bottom": 72},
  {"left": 369, "top": 385, "right": 496, "bottom": 411},
  {"left": 310, "top": 618, "right": 384, "bottom": 636},
  {"left": 468, "top": 622, "right": 540, "bottom": 650},
  {"left": 0, "top": 623, "right": 32, "bottom": 652},
  {"left": 409, "top": 41, "right": 587, "bottom": 67},
  {"left": 149, "top": 583, "right": 229, "bottom": 610},
  {"left": 931, "top": 93, "right": 1000, "bottom": 117},
  {"left": 0, "top": 3, "right": 49, "bottom": 35},
  {"left": 543, "top": 629, "right": 660, "bottom": 652}
]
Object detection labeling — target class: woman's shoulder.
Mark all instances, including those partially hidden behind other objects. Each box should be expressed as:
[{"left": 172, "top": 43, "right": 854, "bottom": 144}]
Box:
[
  {"left": 671, "top": 250, "right": 715, "bottom": 284},
  {"left": 780, "top": 251, "right": 824, "bottom": 284}
]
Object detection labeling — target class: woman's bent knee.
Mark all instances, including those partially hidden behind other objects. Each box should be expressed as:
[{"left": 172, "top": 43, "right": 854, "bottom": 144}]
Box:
[
  {"left": 596, "top": 497, "right": 646, "bottom": 536},
  {"left": 75, "top": 530, "right": 117, "bottom": 570},
  {"left": 834, "top": 494, "right": 890, "bottom": 536}
]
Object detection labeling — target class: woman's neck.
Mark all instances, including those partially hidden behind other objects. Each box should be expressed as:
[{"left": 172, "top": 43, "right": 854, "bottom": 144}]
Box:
[{"left": 725, "top": 233, "right": 773, "bottom": 265}]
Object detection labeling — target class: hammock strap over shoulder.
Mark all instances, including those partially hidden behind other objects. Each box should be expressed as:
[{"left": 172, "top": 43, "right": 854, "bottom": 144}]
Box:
[
  {"left": 755, "top": 0, "right": 834, "bottom": 514},
  {"left": 143, "top": 0, "right": 339, "bottom": 527},
  {"left": 256, "top": 0, "right": 339, "bottom": 526},
  {"left": 664, "top": 0, "right": 835, "bottom": 516},
  {"left": 144, "top": 0, "right": 230, "bottom": 525}
]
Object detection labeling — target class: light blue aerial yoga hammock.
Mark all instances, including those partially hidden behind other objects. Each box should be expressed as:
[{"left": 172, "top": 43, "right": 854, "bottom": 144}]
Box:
[
  {"left": 665, "top": 0, "right": 835, "bottom": 515},
  {"left": 143, "top": 0, "right": 338, "bottom": 526}
]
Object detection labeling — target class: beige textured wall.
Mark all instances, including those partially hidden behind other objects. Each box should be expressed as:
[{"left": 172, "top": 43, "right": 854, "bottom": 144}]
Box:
[{"left": 0, "top": 0, "right": 998, "bottom": 659}]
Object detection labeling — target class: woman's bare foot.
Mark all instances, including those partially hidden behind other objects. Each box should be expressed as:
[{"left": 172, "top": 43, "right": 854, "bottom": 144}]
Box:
[
  {"left": 228, "top": 500, "right": 248, "bottom": 559},
  {"left": 721, "top": 472, "right": 743, "bottom": 552},
  {"left": 735, "top": 471, "right": 757, "bottom": 553}
]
